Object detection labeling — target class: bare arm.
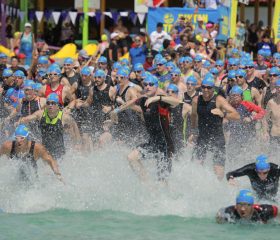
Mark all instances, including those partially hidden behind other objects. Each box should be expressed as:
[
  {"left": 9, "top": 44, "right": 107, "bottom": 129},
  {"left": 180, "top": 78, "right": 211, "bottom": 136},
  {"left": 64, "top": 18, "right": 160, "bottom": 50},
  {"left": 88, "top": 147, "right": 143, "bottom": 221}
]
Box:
[
  {"left": 252, "top": 87, "right": 261, "bottom": 106},
  {"left": 0, "top": 142, "right": 12, "bottom": 157},
  {"left": 19, "top": 109, "right": 43, "bottom": 124},
  {"left": 62, "top": 114, "right": 82, "bottom": 144},
  {"left": 217, "top": 96, "right": 240, "bottom": 120},
  {"left": 191, "top": 96, "right": 198, "bottom": 129}
]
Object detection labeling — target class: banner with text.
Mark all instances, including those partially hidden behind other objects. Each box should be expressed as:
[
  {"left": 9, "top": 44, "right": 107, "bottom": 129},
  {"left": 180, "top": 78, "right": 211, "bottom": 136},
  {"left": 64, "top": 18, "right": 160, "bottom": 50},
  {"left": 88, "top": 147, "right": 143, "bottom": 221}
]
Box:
[{"left": 147, "top": 7, "right": 230, "bottom": 40}]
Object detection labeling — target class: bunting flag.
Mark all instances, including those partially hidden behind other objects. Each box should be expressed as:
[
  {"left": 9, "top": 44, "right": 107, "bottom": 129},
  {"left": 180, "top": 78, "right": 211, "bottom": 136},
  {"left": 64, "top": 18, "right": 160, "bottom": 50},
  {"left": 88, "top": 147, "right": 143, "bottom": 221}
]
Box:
[
  {"left": 120, "top": 12, "right": 128, "bottom": 17},
  {"left": 35, "top": 11, "right": 44, "bottom": 23},
  {"left": 88, "top": 12, "right": 95, "bottom": 17},
  {"left": 44, "top": 10, "right": 52, "bottom": 21},
  {"left": 95, "top": 11, "right": 102, "bottom": 24},
  {"left": 5, "top": 5, "right": 9, "bottom": 15},
  {"left": 28, "top": 10, "right": 35, "bottom": 21},
  {"left": 137, "top": 13, "right": 146, "bottom": 25},
  {"left": 1, "top": 3, "right": 4, "bottom": 14},
  {"left": 52, "top": 11, "right": 61, "bottom": 25},
  {"left": 69, "top": 11, "right": 78, "bottom": 25},
  {"left": 129, "top": 12, "right": 138, "bottom": 25},
  {"left": 19, "top": 11, "right": 25, "bottom": 21},
  {"left": 112, "top": 12, "right": 120, "bottom": 24},
  {"left": 104, "top": 12, "right": 112, "bottom": 19}
]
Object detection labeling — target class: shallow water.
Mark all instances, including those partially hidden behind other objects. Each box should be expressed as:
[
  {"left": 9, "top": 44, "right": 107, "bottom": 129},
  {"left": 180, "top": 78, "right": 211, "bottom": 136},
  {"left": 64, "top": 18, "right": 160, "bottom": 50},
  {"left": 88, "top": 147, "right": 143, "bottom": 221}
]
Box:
[{"left": 0, "top": 143, "right": 279, "bottom": 239}]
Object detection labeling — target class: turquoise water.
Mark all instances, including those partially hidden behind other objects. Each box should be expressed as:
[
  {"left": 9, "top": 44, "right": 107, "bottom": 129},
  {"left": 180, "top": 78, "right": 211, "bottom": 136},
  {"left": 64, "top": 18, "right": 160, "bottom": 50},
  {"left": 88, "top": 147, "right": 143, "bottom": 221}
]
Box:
[
  {"left": 0, "top": 145, "right": 279, "bottom": 239},
  {"left": 1, "top": 210, "right": 279, "bottom": 240}
]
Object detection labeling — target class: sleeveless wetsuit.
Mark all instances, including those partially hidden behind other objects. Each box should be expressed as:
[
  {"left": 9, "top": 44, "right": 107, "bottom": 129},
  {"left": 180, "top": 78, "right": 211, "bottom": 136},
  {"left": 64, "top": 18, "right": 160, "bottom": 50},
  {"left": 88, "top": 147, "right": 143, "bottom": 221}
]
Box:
[
  {"left": 10, "top": 141, "right": 37, "bottom": 181},
  {"left": 194, "top": 95, "right": 226, "bottom": 166},
  {"left": 45, "top": 84, "right": 64, "bottom": 106},
  {"left": 40, "top": 110, "right": 65, "bottom": 159}
]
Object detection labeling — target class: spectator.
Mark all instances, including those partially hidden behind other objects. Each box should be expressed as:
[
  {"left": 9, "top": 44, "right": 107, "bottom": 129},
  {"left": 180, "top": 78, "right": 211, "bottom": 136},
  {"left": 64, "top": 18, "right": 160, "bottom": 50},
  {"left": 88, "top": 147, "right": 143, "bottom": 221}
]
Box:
[
  {"left": 129, "top": 35, "right": 147, "bottom": 66},
  {"left": 109, "top": 32, "right": 121, "bottom": 63},
  {"left": 170, "top": 16, "right": 187, "bottom": 44},
  {"left": 10, "top": 56, "right": 28, "bottom": 76},
  {"left": 150, "top": 22, "right": 171, "bottom": 56},
  {"left": 5, "top": 16, "right": 13, "bottom": 50},
  {"left": 194, "top": 16, "right": 207, "bottom": 37},
  {"left": 19, "top": 22, "right": 35, "bottom": 66},
  {"left": 226, "top": 38, "right": 235, "bottom": 58},
  {"left": 234, "top": 21, "right": 246, "bottom": 51},
  {"left": 206, "top": 39, "right": 218, "bottom": 61},
  {"left": 246, "top": 24, "right": 258, "bottom": 55},
  {"left": 257, "top": 34, "right": 276, "bottom": 55},
  {"left": 143, "top": 51, "right": 154, "bottom": 71}
]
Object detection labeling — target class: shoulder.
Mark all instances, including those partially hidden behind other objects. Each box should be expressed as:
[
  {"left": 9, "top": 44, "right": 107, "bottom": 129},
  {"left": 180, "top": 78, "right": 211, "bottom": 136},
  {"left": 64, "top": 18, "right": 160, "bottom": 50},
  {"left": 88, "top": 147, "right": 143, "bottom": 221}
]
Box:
[{"left": 1, "top": 141, "right": 12, "bottom": 150}]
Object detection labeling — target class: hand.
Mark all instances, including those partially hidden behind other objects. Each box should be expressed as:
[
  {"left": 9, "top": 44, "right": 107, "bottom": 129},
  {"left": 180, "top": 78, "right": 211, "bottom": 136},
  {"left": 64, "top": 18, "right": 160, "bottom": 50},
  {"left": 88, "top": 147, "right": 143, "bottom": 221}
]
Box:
[
  {"left": 116, "top": 96, "right": 125, "bottom": 105},
  {"left": 211, "top": 108, "right": 224, "bottom": 118},
  {"left": 75, "top": 99, "right": 84, "bottom": 109},
  {"left": 243, "top": 117, "right": 252, "bottom": 123},
  {"left": 56, "top": 174, "right": 65, "bottom": 185},
  {"left": 145, "top": 96, "right": 159, "bottom": 107},
  {"left": 0, "top": 86, "right": 4, "bottom": 94},
  {"left": 228, "top": 178, "right": 238, "bottom": 186},
  {"left": 109, "top": 111, "right": 118, "bottom": 123},
  {"left": 102, "top": 105, "right": 112, "bottom": 114}
]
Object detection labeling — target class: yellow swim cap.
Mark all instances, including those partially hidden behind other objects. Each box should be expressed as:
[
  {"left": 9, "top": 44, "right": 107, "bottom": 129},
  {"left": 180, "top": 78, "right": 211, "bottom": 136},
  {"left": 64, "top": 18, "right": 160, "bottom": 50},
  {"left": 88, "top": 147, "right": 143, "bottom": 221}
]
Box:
[{"left": 101, "top": 34, "right": 108, "bottom": 41}]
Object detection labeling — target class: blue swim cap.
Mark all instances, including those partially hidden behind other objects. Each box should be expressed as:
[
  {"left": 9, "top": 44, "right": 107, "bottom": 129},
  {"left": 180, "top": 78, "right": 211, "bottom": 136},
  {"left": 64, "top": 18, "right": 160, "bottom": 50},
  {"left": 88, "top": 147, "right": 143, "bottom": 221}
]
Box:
[
  {"left": 210, "top": 67, "right": 219, "bottom": 75},
  {"left": 117, "top": 68, "right": 128, "bottom": 78},
  {"left": 179, "top": 57, "right": 185, "bottom": 64},
  {"left": 0, "top": 53, "right": 7, "bottom": 58},
  {"left": 134, "top": 63, "right": 144, "bottom": 72},
  {"left": 47, "top": 93, "right": 59, "bottom": 103},
  {"left": 98, "top": 56, "right": 107, "bottom": 63},
  {"left": 228, "top": 70, "right": 236, "bottom": 79},
  {"left": 13, "top": 70, "right": 25, "bottom": 78},
  {"left": 270, "top": 67, "right": 280, "bottom": 76},
  {"left": 258, "top": 49, "right": 265, "bottom": 56},
  {"left": 216, "top": 59, "right": 224, "bottom": 66},
  {"left": 186, "top": 75, "right": 198, "bottom": 85},
  {"left": 203, "top": 60, "right": 211, "bottom": 68},
  {"left": 166, "top": 61, "right": 176, "bottom": 70},
  {"left": 167, "top": 83, "right": 179, "bottom": 94},
  {"left": 38, "top": 56, "right": 49, "bottom": 65},
  {"left": 256, "top": 155, "right": 270, "bottom": 171},
  {"left": 38, "top": 68, "right": 47, "bottom": 77},
  {"left": 33, "top": 83, "right": 42, "bottom": 91},
  {"left": 81, "top": 66, "right": 91, "bottom": 76},
  {"left": 5, "top": 88, "right": 15, "bottom": 98},
  {"left": 228, "top": 58, "right": 236, "bottom": 66},
  {"left": 275, "top": 79, "right": 280, "bottom": 87},
  {"left": 236, "top": 189, "right": 254, "bottom": 205},
  {"left": 184, "top": 56, "right": 193, "bottom": 63},
  {"left": 229, "top": 86, "right": 243, "bottom": 95},
  {"left": 64, "top": 57, "right": 74, "bottom": 64},
  {"left": 194, "top": 55, "right": 203, "bottom": 62},
  {"left": 120, "top": 58, "right": 129, "bottom": 66},
  {"left": 245, "top": 60, "right": 255, "bottom": 67},
  {"left": 3, "top": 68, "right": 13, "bottom": 77},
  {"left": 202, "top": 75, "right": 215, "bottom": 87},
  {"left": 15, "top": 124, "right": 29, "bottom": 138},
  {"left": 236, "top": 69, "right": 246, "bottom": 78},
  {"left": 264, "top": 49, "right": 271, "bottom": 57},
  {"left": 172, "top": 67, "right": 181, "bottom": 75},
  {"left": 47, "top": 65, "right": 61, "bottom": 75},
  {"left": 94, "top": 69, "right": 106, "bottom": 78},
  {"left": 273, "top": 53, "right": 280, "bottom": 60},
  {"left": 231, "top": 48, "right": 239, "bottom": 55},
  {"left": 157, "top": 58, "right": 167, "bottom": 65},
  {"left": 23, "top": 80, "right": 35, "bottom": 89},
  {"left": 144, "top": 75, "right": 158, "bottom": 87},
  {"left": 113, "top": 62, "right": 122, "bottom": 70}
]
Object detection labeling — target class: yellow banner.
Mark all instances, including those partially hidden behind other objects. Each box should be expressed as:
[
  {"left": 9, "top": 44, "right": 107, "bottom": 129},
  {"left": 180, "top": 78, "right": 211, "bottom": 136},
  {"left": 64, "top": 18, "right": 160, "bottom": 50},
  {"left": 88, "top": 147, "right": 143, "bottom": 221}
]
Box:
[
  {"left": 272, "top": 0, "right": 280, "bottom": 43},
  {"left": 230, "top": 0, "right": 238, "bottom": 39}
]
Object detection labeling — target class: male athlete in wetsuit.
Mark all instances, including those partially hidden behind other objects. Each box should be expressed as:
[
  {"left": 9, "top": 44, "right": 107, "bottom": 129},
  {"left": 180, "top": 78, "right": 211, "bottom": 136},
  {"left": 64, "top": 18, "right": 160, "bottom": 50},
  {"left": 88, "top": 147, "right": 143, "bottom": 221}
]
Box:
[
  {"left": 190, "top": 76, "right": 240, "bottom": 179},
  {"left": 226, "top": 155, "right": 280, "bottom": 201},
  {"left": 216, "top": 189, "right": 279, "bottom": 224},
  {"left": 0, "top": 125, "right": 62, "bottom": 182},
  {"left": 113, "top": 75, "right": 181, "bottom": 182},
  {"left": 18, "top": 93, "right": 81, "bottom": 159}
]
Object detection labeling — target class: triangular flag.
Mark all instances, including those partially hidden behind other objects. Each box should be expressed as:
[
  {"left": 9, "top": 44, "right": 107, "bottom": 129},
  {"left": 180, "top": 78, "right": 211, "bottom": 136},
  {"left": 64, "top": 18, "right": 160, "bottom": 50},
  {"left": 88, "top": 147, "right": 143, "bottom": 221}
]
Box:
[
  {"left": 52, "top": 11, "right": 61, "bottom": 25},
  {"left": 35, "top": 11, "right": 44, "bottom": 22},
  {"left": 6, "top": 6, "right": 9, "bottom": 15},
  {"left": 1, "top": 4, "right": 4, "bottom": 14},
  {"left": 137, "top": 13, "right": 146, "bottom": 25},
  {"left": 88, "top": 12, "right": 95, "bottom": 17},
  {"left": 104, "top": 12, "right": 112, "bottom": 19},
  {"left": 17, "top": 8, "right": 20, "bottom": 18},
  {"left": 120, "top": 12, "right": 128, "bottom": 17},
  {"left": 95, "top": 12, "right": 102, "bottom": 24},
  {"left": 19, "top": 11, "right": 25, "bottom": 20},
  {"left": 9, "top": 6, "right": 13, "bottom": 15},
  {"left": 69, "top": 11, "right": 78, "bottom": 25},
  {"left": 112, "top": 12, "right": 119, "bottom": 24}
]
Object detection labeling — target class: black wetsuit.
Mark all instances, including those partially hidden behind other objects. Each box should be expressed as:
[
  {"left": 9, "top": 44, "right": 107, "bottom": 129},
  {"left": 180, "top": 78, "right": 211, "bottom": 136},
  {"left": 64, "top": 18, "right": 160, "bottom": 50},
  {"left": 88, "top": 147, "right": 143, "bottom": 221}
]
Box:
[
  {"left": 226, "top": 163, "right": 280, "bottom": 200},
  {"left": 74, "top": 81, "right": 93, "bottom": 133},
  {"left": 137, "top": 97, "right": 174, "bottom": 181},
  {"left": 91, "top": 84, "right": 112, "bottom": 137},
  {"left": 247, "top": 77, "right": 266, "bottom": 90},
  {"left": 40, "top": 110, "right": 65, "bottom": 159},
  {"left": 219, "top": 204, "right": 278, "bottom": 223},
  {"left": 263, "top": 86, "right": 276, "bottom": 109},
  {"left": 10, "top": 141, "right": 37, "bottom": 181},
  {"left": 63, "top": 72, "right": 81, "bottom": 86},
  {"left": 170, "top": 103, "right": 185, "bottom": 155},
  {"left": 194, "top": 94, "right": 226, "bottom": 166}
]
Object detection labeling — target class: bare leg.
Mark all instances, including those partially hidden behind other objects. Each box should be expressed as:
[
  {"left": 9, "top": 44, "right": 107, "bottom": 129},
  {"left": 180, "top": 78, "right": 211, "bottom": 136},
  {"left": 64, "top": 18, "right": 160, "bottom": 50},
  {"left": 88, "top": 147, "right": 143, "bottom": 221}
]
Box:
[
  {"left": 127, "top": 149, "right": 150, "bottom": 182},
  {"left": 214, "top": 164, "right": 224, "bottom": 181}
]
